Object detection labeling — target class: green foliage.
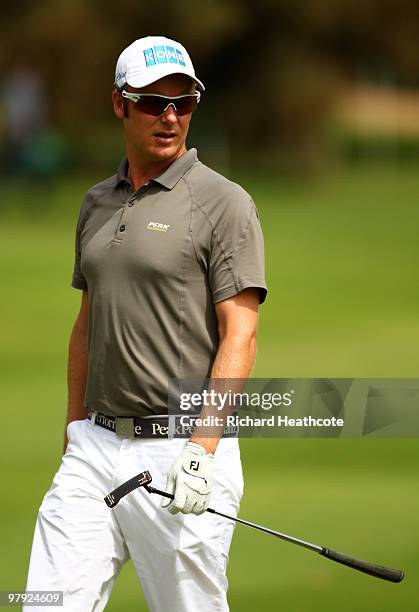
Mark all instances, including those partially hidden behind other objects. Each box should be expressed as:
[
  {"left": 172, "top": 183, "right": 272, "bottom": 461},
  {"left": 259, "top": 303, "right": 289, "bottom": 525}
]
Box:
[{"left": 3, "top": 1, "right": 419, "bottom": 170}]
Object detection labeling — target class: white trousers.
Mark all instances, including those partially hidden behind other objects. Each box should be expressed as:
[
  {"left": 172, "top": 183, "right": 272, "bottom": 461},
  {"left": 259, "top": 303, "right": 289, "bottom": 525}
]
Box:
[{"left": 24, "top": 418, "right": 244, "bottom": 612}]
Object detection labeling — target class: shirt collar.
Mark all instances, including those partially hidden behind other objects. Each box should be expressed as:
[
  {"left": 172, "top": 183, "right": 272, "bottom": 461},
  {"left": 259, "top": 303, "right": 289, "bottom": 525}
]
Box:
[
  {"left": 116, "top": 157, "right": 129, "bottom": 186},
  {"left": 115, "top": 148, "right": 198, "bottom": 190}
]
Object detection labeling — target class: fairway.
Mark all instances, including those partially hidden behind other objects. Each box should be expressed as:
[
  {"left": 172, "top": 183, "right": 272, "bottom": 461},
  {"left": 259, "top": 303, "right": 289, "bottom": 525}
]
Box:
[{"left": 1, "top": 166, "right": 418, "bottom": 610}]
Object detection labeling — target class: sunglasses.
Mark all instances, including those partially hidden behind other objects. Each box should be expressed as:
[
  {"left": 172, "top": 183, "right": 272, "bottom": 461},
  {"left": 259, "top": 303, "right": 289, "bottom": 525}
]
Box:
[{"left": 121, "top": 90, "right": 201, "bottom": 116}]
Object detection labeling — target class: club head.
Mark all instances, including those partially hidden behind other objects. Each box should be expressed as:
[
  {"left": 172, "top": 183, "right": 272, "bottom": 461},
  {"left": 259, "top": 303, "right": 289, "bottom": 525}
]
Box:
[
  {"left": 137, "top": 470, "right": 152, "bottom": 487},
  {"left": 104, "top": 470, "right": 153, "bottom": 508}
]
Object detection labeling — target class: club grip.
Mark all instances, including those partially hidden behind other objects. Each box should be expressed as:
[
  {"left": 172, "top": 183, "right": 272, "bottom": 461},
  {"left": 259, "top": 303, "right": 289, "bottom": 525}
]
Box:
[{"left": 321, "top": 548, "right": 404, "bottom": 583}]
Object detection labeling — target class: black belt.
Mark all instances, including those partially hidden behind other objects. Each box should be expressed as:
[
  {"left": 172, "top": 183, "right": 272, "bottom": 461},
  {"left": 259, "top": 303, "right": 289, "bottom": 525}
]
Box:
[
  {"left": 88, "top": 410, "right": 238, "bottom": 439},
  {"left": 88, "top": 410, "right": 169, "bottom": 438}
]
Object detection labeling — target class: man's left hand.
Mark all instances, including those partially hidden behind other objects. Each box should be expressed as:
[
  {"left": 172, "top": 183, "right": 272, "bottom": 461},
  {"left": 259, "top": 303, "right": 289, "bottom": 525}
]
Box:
[{"left": 162, "top": 442, "right": 214, "bottom": 515}]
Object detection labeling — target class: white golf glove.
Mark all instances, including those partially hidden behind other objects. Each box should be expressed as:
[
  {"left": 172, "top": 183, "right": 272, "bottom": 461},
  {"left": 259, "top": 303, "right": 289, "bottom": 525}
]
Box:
[{"left": 162, "top": 442, "right": 214, "bottom": 515}]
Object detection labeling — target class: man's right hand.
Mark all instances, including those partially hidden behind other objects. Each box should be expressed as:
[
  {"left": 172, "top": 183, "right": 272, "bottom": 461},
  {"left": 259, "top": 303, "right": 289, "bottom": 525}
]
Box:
[{"left": 65, "top": 290, "right": 89, "bottom": 453}]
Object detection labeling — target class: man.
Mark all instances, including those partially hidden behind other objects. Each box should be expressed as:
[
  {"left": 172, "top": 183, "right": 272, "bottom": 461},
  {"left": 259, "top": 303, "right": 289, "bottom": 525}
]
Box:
[{"left": 25, "top": 36, "right": 267, "bottom": 611}]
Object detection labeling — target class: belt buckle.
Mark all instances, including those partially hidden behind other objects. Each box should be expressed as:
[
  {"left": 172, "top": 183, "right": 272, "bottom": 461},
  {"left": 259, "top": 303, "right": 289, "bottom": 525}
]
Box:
[{"left": 115, "top": 417, "right": 135, "bottom": 438}]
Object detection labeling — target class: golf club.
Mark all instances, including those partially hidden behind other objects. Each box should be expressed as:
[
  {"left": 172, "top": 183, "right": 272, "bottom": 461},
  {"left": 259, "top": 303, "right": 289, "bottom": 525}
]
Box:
[{"left": 104, "top": 470, "right": 404, "bottom": 584}]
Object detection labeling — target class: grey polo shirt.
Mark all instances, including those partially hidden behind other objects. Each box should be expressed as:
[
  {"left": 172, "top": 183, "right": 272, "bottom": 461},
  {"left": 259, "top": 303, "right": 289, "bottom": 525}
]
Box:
[{"left": 72, "top": 148, "right": 267, "bottom": 417}]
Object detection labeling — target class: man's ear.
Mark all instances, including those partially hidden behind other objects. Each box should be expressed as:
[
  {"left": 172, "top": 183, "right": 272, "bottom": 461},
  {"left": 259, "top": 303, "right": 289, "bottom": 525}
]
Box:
[{"left": 112, "top": 89, "right": 125, "bottom": 120}]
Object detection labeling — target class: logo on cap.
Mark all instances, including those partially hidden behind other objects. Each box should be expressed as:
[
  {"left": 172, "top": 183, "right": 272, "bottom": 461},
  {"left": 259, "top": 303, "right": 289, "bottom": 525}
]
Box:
[
  {"left": 144, "top": 48, "right": 156, "bottom": 67},
  {"left": 144, "top": 46, "right": 186, "bottom": 68},
  {"left": 115, "top": 71, "right": 127, "bottom": 82}
]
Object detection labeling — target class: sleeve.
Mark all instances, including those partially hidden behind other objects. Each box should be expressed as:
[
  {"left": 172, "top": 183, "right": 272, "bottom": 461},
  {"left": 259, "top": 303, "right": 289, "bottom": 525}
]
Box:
[
  {"left": 209, "top": 195, "right": 268, "bottom": 304},
  {"left": 71, "top": 194, "right": 90, "bottom": 290}
]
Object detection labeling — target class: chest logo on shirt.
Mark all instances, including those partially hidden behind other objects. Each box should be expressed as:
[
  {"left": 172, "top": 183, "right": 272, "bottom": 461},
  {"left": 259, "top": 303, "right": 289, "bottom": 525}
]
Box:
[{"left": 146, "top": 221, "right": 171, "bottom": 233}]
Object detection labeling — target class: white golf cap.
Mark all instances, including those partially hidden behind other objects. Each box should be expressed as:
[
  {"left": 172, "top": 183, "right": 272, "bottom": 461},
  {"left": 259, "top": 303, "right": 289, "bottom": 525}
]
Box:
[{"left": 114, "top": 36, "right": 205, "bottom": 91}]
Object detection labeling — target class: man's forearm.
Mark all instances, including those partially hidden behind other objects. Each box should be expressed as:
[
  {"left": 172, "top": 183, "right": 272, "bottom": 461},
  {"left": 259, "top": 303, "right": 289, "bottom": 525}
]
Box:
[
  {"left": 64, "top": 322, "right": 89, "bottom": 451},
  {"left": 211, "top": 333, "right": 257, "bottom": 379},
  {"left": 189, "top": 332, "right": 256, "bottom": 454}
]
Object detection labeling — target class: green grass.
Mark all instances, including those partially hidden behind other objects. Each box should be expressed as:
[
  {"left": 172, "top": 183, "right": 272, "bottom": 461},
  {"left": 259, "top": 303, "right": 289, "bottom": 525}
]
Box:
[{"left": 1, "top": 165, "right": 418, "bottom": 610}]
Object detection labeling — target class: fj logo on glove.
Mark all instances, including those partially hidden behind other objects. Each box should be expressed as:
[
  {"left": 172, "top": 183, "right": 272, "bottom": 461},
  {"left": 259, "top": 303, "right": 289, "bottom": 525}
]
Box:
[{"left": 190, "top": 461, "right": 200, "bottom": 471}]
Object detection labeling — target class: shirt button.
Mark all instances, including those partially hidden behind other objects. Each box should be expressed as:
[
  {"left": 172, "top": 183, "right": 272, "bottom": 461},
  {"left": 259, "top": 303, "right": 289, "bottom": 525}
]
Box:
[{"left": 120, "top": 224, "right": 126, "bottom": 232}]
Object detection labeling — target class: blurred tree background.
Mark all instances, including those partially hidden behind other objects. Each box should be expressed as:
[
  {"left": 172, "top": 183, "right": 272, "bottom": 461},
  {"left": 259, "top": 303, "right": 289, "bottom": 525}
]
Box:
[{"left": 2, "top": 0, "right": 419, "bottom": 174}]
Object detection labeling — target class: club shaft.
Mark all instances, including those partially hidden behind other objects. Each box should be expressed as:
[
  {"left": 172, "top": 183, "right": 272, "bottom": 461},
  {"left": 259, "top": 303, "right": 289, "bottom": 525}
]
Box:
[
  {"left": 106, "top": 478, "right": 404, "bottom": 583},
  {"left": 146, "top": 485, "right": 404, "bottom": 582},
  {"left": 146, "top": 485, "right": 322, "bottom": 552}
]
